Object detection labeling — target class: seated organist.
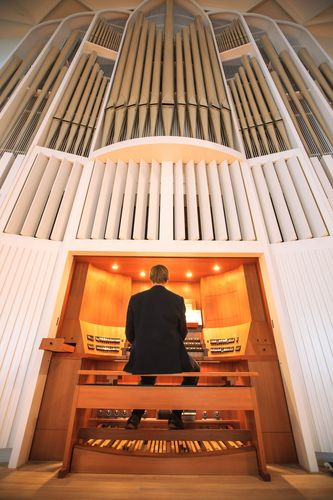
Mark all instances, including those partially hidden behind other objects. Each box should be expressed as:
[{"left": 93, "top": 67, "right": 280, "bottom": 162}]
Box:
[{"left": 124, "top": 264, "right": 200, "bottom": 430}]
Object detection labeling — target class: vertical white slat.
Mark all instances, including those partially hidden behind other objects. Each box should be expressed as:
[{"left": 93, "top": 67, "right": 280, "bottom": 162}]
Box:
[
  {"left": 252, "top": 164, "right": 282, "bottom": 243},
  {"left": 0, "top": 247, "right": 30, "bottom": 344},
  {"left": 321, "top": 155, "right": 333, "bottom": 186},
  {"left": 20, "top": 157, "right": 61, "bottom": 237},
  {"left": 0, "top": 155, "right": 25, "bottom": 215},
  {"left": 133, "top": 160, "right": 150, "bottom": 240},
  {"left": 91, "top": 159, "right": 117, "bottom": 239},
  {"left": 0, "top": 152, "right": 13, "bottom": 187},
  {"left": 77, "top": 160, "right": 105, "bottom": 239},
  {"left": 262, "top": 160, "right": 297, "bottom": 242},
  {"left": 0, "top": 249, "right": 56, "bottom": 448},
  {"left": 274, "top": 159, "right": 312, "bottom": 240},
  {"left": 159, "top": 161, "right": 174, "bottom": 240},
  {"left": 50, "top": 161, "right": 83, "bottom": 241},
  {"left": 286, "top": 157, "right": 328, "bottom": 238},
  {"left": 0, "top": 250, "right": 43, "bottom": 391},
  {"left": 185, "top": 160, "right": 200, "bottom": 240},
  {"left": 229, "top": 160, "right": 256, "bottom": 241},
  {"left": 105, "top": 160, "right": 128, "bottom": 239},
  {"left": 206, "top": 160, "right": 227, "bottom": 241},
  {"left": 218, "top": 160, "right": 241, "bottom": 241},
  {"left": 119, "top": 160, "right": 139, "bottom": 240},
  {"left": 147, "top": 160, "right": 161, "bottom": 240},
  {"left": 196, "top": 160, "right": 214, "bottom": 240},
  {"left": 4, "top": 153, "right": 49, "bottom": 234},
  {"left": 35, "top": 159, "right": 72, "bottom": 239},
  {"left": 174, "top": 160, "right": 185, "bottom": 240},
  {"left": 310, "top": 157, "right": 333, "bottom": 210}
]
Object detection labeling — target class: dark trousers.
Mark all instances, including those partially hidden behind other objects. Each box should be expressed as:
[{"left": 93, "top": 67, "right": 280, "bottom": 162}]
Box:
[{"left": 132, "top": 373, "right": 199, "bottom": 420}]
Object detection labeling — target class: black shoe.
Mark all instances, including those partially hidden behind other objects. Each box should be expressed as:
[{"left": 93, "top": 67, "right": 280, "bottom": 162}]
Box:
[
  {"left": 125, "top": 414, "right": 141, "bottom": 429},
  {"left": 168, "top": 417, "right": 184, "bottom": 430}
]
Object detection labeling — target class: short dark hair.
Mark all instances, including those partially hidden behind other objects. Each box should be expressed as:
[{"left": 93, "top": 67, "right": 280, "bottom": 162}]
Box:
[{"left": 150, "top": 265, "right": 169, "bottom": 283}]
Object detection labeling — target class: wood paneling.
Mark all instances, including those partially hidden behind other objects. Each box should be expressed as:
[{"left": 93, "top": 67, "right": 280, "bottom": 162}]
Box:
[
  {"left": 30, "top": 357, "right": 82, "bottom": 460},
  {"left": 132, "top": 280, "right": 202, "bottom": 308},
  {"left": 80, "top": 264, "right": 131, "bottom": 326}
]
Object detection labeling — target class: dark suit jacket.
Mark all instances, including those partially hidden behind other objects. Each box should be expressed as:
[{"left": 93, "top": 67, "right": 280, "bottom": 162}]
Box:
[{"left": 124, "top": 285, "right": 194, "bottom": 374}]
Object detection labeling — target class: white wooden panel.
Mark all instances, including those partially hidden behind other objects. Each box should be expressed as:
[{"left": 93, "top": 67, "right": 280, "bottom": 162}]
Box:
[
  {"left": 262, "top": 160, "right": 297, "bottom": 242},
  {"left": 286, "top": 157, "right": 328, "bottom": 238},
  {"left": 229, "top": 160, "right": 256, "bottom": 241},
  {"left": 184, "top": 160, "right": 199, "bottom": 240},
  {"left": 50, "top": 161, "right": 83, "bottom": 241},
  {"left": 218, "top": 160, "right": 241, "bottom": 241},
  {"left": 321, "top": 155, "right": 333, "bottom": 186},
  {"left": 105, "top": 160, "right": 128, "bottom": 239},
  {"left": 0, "top": 155, "right": 25, "bottom": 215},
  {"left": 20, "top": 157, "right": 61, "bottom": 237},
  {"left": 273, "top": 246, "right": 333, "bottom": 452},
  {"left": 252, "top": 163, "right": 282, "bottom": 243},
  {"left": 119, "top": 160, "right": 139, "bottom": 240},
  {"left": 206, "top": 160, "right": 227, "bottom": 241},
  {"left": 0, "top": 152, "right": 13, "bottom": 187},
  {"left": 311, "top": 157, "right": 333, "bottom": 210},
  {"left": 159, "top": 161, "right": 174, "bottom": 241},
  {"left": 91, "top": 159, "right": 116, "bottom": 239},
  {"left": 35, "top": 159, "right": 72, "bottom": 239},
  {"left": 77, "top": 160, "right": 105, "bottom": 239},
  {"left": 174, "top": 161, "right": 185, "bottom": 240},
  {"left": 0, "top": 243, "right": 58, "bottom": 448},
  {"left": 5, "top": 153, "right": 49, "bottom": 234},
  {"left": 147, "top": 160, "right": 160, "bottom": 240},
  {"left": 274, "top": 159, "right": 312, "bottom": 240},
  {"left": 196, "top": 160, "right": 214, "bottom": 241},
  {"left": 133, "top": 160, "right": 150, "bottom": 240}
]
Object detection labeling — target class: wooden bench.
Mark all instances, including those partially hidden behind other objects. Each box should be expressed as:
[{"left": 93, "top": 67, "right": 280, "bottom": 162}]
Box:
[{"left": 59, "top": 370, "right": 271, "bottom": 480}]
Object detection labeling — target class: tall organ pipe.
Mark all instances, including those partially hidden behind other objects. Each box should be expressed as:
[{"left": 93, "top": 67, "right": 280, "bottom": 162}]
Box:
[
  {"left": 261, "top": 34, "right": 324, "bottom": 152},
  {"left": 138, "top": 22, "right": 156, "bottom": 136},
  {"left": 161, "top": 0, "right": 175, "bottom": 135},
  {"left": 149, "top": 30, "right": 162, "bottom": 136},
  {"left": 298, "top": 48, "right": 333, "bottom": 104},
  {"left": 175, "top": 31, "right": 186, "bottom": 136},
  {"left": 182, "top": 26, "right": 197, "bottom": 138}
]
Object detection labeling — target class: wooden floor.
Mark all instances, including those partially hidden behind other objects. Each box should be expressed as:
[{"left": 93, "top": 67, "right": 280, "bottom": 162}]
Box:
[{"left": 0, "top": 462, "right": 332, "bottom": 499}]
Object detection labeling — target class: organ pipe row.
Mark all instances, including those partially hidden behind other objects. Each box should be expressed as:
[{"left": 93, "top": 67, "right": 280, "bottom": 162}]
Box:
[
  {"left": 101, "top": 3, "right": 233, "bottom": 147},
  {"left": 89, "top": 17, "right": 123, "bottom": 52},
  {"left": 214, "top": 18, "right": 248, "bottom": 53},
  {"left": 76, "top": 158, "right": 255, "bottom": 242},
  {"left": 0, "top": 31, "right": 81, "bottom": 155},
  {"left": 44, "top": 51, "right": 109, "bottom": 156},
  {"left": 229, "top": 55, "right": 291, "bottom": 158},
  {"left": 251, "top": 156, "right": 329, "bottom": 243},
  {"left": 297, "top": 47, "right": 333, "bottom": 106},
  {"left": 260, "top": 34, "right": 333, "bottom": 156},
  {"left": 0, "top": 41, "right": 44, "bottom": 111},
  {"left": 4, "top": 153, "right": 83, "bottom": 240}
]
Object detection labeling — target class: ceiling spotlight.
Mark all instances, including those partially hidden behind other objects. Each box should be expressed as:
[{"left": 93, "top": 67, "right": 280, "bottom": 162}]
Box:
[
  {"left": 186, "top": 271, "right": 193, "bottom": 278},
  {"left": 213, "top": 265, "right": 221, "bottom": 271},
  {"left": 139, "top": 271, "right": 146, "bottom": 277},
  {"left": 111, "top": 263, "right": 119, "bottom": 270}
]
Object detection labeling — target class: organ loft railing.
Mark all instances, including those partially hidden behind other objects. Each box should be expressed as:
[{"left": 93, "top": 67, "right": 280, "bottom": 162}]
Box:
[{"left": 101, "top": 0, "right": 233, "bottom": 148}]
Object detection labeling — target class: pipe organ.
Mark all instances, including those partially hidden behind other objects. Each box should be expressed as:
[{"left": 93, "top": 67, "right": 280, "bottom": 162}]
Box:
[{"left": 0, "top": 0, "right": 333, "bottom": 476}]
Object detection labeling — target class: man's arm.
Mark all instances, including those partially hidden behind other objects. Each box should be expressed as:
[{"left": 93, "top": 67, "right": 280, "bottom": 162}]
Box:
[
  {"left": 125, "top": 297, "right": 135, "bottom": 343},
  {"left": 179, "top": 297, "right": 188, "bottom": 340}
]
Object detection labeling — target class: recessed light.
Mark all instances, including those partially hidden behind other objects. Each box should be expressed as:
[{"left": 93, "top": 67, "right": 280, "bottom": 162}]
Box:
[
  {"left": 111, "top": 263, "right": 119, "bottom": 270},
  {"left": 139, "top": 271, "right": 146, "bottom": 277},
  {"left": 213, "top": 265, "right": 220, "bottom": 271},
  {"left": 186, "top": 271, "right": 193, "bottom": 278}
]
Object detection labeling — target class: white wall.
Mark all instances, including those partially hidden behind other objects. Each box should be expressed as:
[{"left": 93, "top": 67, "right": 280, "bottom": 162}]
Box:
[{"left": 271, "top": 238, "right": 333, "bottom": 454}]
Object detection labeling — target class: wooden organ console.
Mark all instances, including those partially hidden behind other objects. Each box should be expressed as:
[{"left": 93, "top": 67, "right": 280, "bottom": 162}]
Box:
[{"left": 31, "top": 258, "right": 298, "bottom": 477}]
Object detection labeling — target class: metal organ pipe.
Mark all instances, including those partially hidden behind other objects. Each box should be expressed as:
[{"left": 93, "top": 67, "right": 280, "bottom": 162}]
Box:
[{"left": 100, "top": 6, "right": 233, "bottom": 148}]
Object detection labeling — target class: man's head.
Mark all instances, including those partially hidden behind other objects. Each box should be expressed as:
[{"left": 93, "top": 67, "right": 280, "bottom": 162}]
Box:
[{"left": 150, "top": 264, "right": 169, "bottom": 284}]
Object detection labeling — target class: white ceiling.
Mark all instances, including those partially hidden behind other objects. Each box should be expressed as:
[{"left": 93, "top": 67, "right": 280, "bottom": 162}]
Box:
[{"left": 0, "top": 0, "right": 332, "bottom": 56}]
